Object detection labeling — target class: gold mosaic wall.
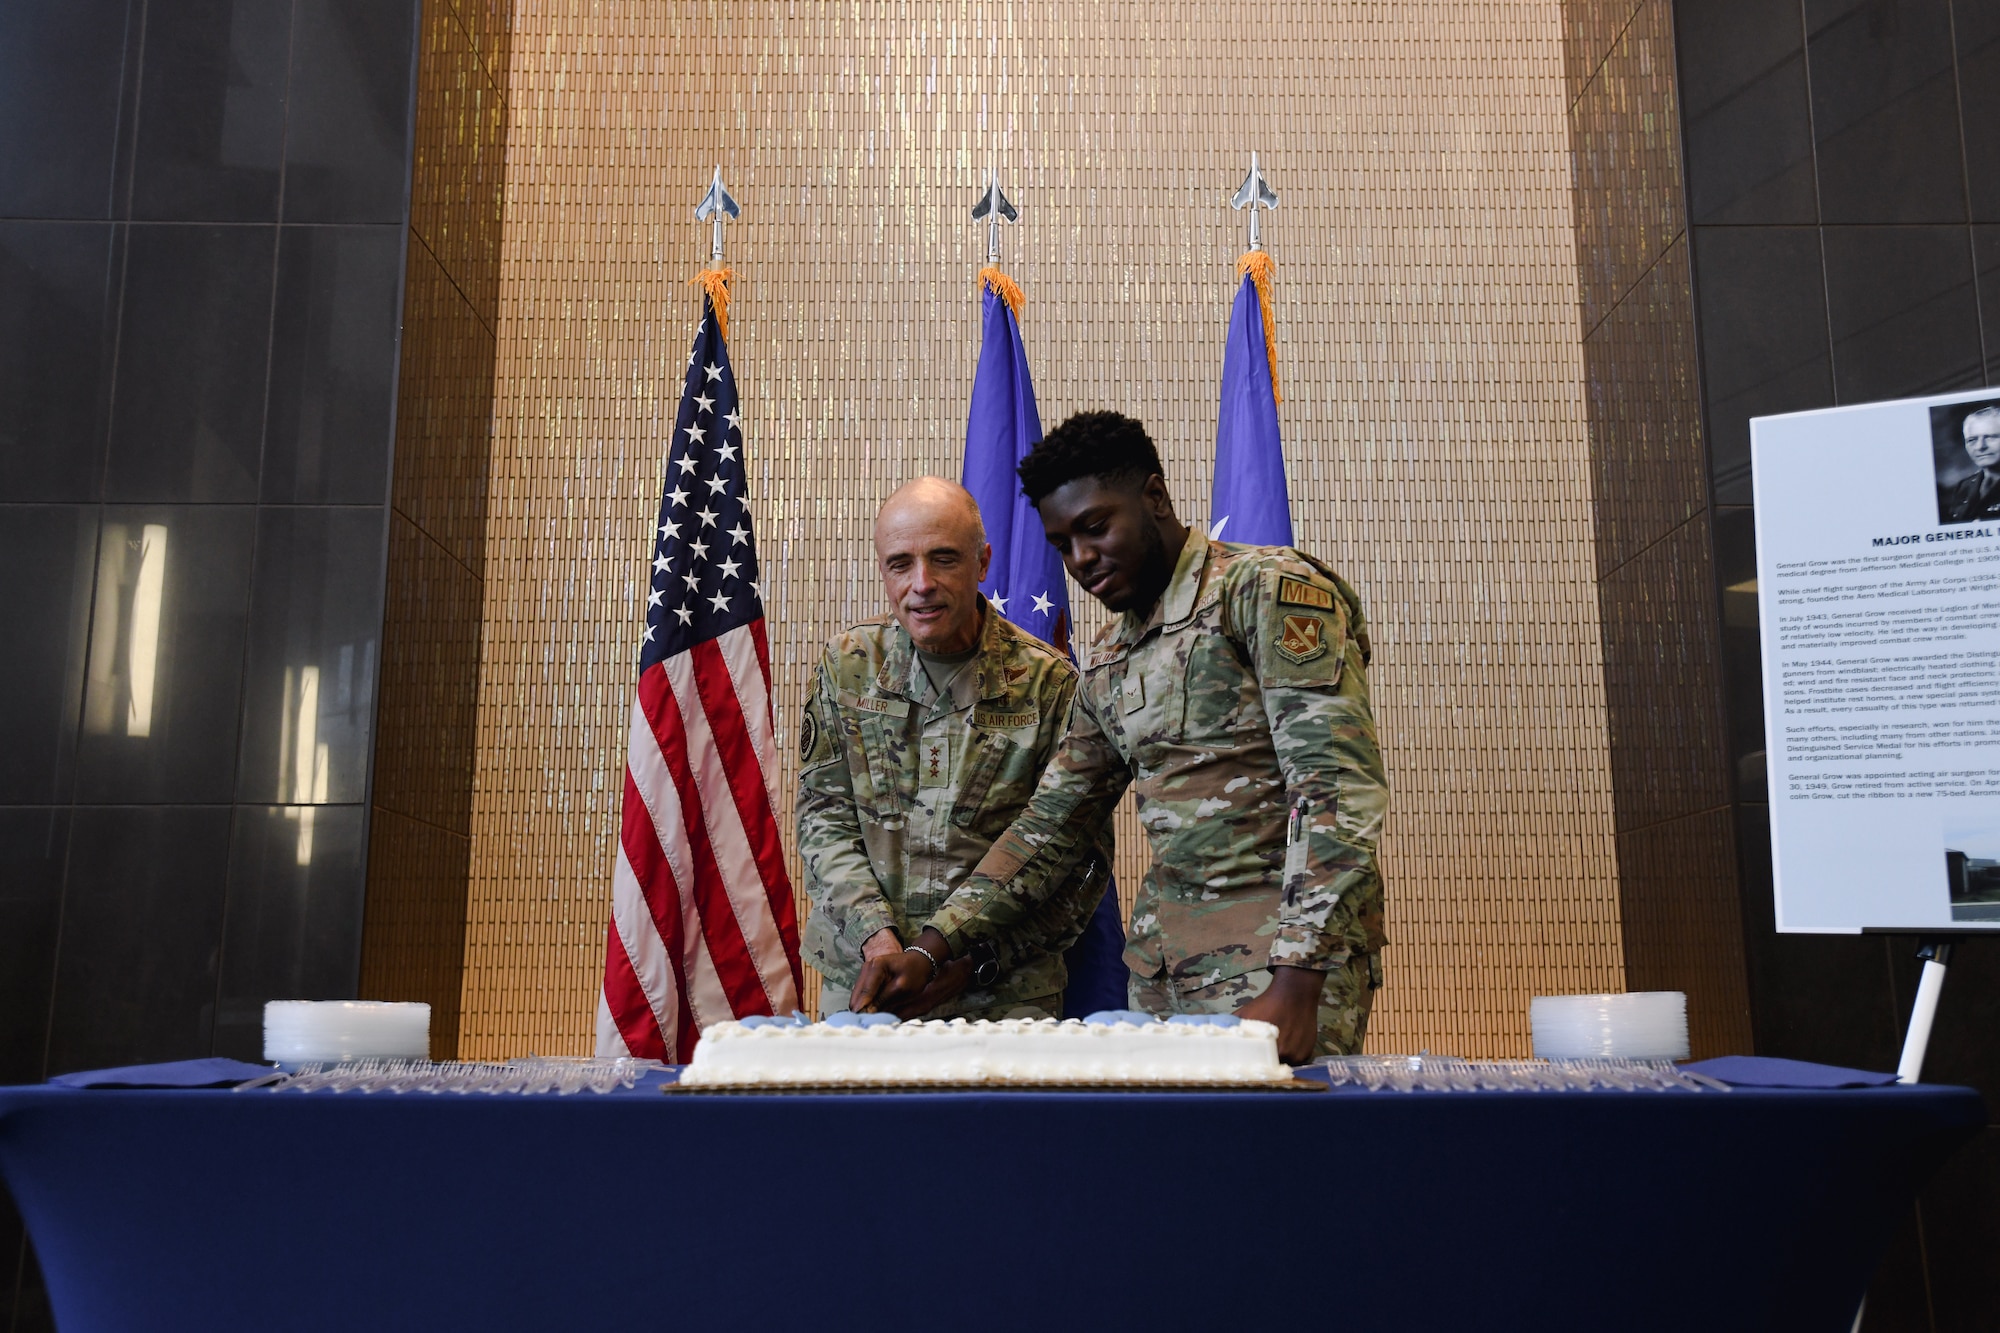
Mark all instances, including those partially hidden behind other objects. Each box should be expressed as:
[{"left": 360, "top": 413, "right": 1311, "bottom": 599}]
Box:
[
  {"left": 1561, "top": 0, "right": 1753, "bottom": 1057},
  {"left": 360, "top": 0, "right": 512, "bottom": 1058},
  {"left": 458, "top": 0, "right": 1626, "bottom": 1059}
]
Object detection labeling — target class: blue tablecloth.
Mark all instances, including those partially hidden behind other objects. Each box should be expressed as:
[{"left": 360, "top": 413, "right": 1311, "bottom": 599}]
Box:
[{"left": 0, "top": 1079, "right": 1982, "bottom": 1333}]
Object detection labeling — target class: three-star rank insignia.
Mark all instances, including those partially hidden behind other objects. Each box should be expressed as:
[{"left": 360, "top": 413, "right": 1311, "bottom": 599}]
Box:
[
  {"left": 1276, "top": 613, "right": 1328, "bottom": 664},
  {"left": 919, "top": 736, "right": 951, "bottom": 786}
]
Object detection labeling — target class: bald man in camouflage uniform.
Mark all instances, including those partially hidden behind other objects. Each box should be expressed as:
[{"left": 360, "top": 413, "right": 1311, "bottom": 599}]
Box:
[
  {"left": 798, "top": 477, "right": 1113, "bottom": 1019},
  {"left": 856, "top": 413, "right": 1386, "bottom": 1061}
]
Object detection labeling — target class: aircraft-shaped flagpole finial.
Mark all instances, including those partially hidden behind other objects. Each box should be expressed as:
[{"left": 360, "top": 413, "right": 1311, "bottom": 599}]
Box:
[
  {"left": 1231, "top": 152, "right": 1279, "bottom": 252},
  {"left": 695, "top": 166, "right": 740, "bottom": 266},
  {"left": 971, "top": 166, "right": 1019, "bottom": 264}
]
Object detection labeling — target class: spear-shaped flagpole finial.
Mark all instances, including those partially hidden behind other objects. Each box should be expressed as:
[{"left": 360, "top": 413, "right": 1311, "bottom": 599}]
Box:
[
  {"left": 695, "top": 165, "right": 741, "bottom": 266},
  {"left": 1231, "top": 152, "right": 1279, "bottom": 252},
  {"left": 971, "top": 165, "right": 1019, "bottom": 265}
]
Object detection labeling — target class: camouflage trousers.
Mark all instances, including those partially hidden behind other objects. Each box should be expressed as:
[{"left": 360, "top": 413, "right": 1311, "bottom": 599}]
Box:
[
  {"left": 1128, "top": 955, "right": 1377, "bottom": 1057},
  {"left": 817, "top": 979, "right": 1062, "bottom": 1023}
]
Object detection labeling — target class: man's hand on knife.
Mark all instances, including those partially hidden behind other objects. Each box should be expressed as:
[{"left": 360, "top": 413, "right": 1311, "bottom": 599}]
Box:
[{"left": 851, "top": 926, "right": 955, "bottom": 1016}]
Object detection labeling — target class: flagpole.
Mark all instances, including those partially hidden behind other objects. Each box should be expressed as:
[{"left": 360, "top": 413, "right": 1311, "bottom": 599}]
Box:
[
  {"left": 697, "top": 165, "right": 739, "bottom": 266},
  {"left": 972, "top": 166, "right": 1023, "bottom": 315},
  {"left": 1232, "top": 152, "right": 1278, "bottom": 251},
  {"left": 694, "top": 166, "right": 741, "bottom": 339}
]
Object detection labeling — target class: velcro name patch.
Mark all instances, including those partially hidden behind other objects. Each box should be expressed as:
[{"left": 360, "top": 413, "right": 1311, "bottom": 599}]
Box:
[
  {"left": 836, "top": 689, "right": 910, "bottom": 718},
  {"left": 1276, "top": 577, "right": 1335, "bottom": 610}
]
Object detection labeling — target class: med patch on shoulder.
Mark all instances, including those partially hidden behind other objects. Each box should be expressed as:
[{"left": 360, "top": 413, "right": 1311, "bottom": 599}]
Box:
[{"left": 1277, "top": 576, "right": 1334, "bottom": 610}]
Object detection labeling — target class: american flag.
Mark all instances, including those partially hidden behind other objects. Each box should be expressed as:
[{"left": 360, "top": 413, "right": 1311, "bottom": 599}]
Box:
[{"left": 597, "top": 293, "right": 802, "bottom": 1061}]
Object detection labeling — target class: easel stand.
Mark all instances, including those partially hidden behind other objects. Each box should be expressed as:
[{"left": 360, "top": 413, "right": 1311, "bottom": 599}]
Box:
[
  {"left": 1855, "top": 939, "right": 1961, "bottom": 1333},
  {"left": 1895, "top": 938, "right": 1958, "bottom": 1084}
]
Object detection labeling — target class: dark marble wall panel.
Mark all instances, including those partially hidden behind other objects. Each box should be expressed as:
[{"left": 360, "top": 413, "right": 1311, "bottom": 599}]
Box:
[
  {"left": 0, "top": 0, "right": 135, "bottom": 219},
  {"left": 46, "top": 805, "right": 233, "bottom": 1073},
  {"left": 104, "top": 223, "right": 277, "bottom": 503},
  {"left": 1822, "top": 226, "right": 1984, "bottom": 402},
  {"left": 0, "top": 222, "right": 117, "bottom": 501},
  {"left": 1689, "top": 226, "right": 1834, "bottom": 504},
  {"left": 235, "top": 506, "right": 388, "bottom": 807},
  {"left": 71, "top": 504, "right": 257, "bottom": 804},
  {"left": 1677, "top": 0, "right": 1816, "bottom": 224},
  {"left": 282, "top": 0, "right": 422, "bottom": 225},
  {"left": 1806, "top": 0, "right": 1965, "bottom": 224},
  {"left": 127, "top": 0, "right": 291, "bottom": 223},
  {"left": 213, "top": 803, "right": 368, "bottom": 1060},
  {"left": 1961, "top": 1, "right": 2000, "bottom": 223},
  {"left": 0, "top": 809, "right": 69, "bottom": 1084},
  {"left": 1979, "top": 226, "right": 2000, "bottom": 385},
  {"left": 263, "top": 225, "right": 407, "bottom": 505},
  {"left": 0, "top": 507, "right": 97, "bottom": 805}
]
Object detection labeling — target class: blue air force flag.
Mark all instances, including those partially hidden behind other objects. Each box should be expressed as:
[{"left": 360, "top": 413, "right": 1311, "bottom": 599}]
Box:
[
  {"left": 1209, "top": 262, "right": 1293, "bottom": 545},
  {"left": 961, "top": 276, "right": 1126, "bottom": 1018}
]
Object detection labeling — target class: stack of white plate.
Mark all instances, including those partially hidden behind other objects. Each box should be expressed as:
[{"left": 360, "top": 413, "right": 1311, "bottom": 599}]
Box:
[
  {"left": 263, "top": 1001, "right": 431, "bottom": 1064},
  {"left": 1530, "top": 992, "right": 1689, "bottom": 1061}
]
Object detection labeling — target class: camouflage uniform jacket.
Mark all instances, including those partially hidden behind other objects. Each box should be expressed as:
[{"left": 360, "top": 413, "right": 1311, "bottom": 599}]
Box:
[
  {"left": 796, "top": 602, "right": 1114, "bottom": 1016},
  {"left": 924, "top": 531, "right": 1388, "bottom": 993}
]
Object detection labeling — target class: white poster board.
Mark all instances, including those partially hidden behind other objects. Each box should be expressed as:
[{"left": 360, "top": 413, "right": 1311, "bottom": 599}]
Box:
[{"left": 1753, "top": 386, "right": 2000, "bottom": 933}]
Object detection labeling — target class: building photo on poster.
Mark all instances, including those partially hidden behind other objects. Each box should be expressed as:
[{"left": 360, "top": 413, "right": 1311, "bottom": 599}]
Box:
[{"left": 1754, "top": 388, "right": 2000, "bottom": 933}]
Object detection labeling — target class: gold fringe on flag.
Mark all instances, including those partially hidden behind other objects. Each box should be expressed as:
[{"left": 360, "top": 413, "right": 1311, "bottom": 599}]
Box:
[
  {"left": 978, "top": 265, "right": 1025, "bottom": 319},
  {"left": 693, "top": 266, "right": 733, "bottom": 342},
  {"left": 1235, "top": 250, "right": 1281, "bottom": 404}
]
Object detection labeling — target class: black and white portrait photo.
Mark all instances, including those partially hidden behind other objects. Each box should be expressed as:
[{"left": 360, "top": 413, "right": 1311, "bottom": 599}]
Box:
[{"left": 1934, "top": 396, "right": 2000, "bottom": 525}]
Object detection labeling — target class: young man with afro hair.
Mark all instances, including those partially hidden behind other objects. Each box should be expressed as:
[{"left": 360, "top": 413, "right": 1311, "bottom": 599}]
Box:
[{"left": 855, "top": 410, "right": 1387, "bottom": 1062}]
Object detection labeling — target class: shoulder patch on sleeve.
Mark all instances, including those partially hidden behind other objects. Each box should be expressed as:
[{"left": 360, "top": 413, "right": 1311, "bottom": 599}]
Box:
[
  {"left": 1275, "top": 613, "right": 1329, "bottom": 664},
  {"left": 1277, "top": 576, "right": 1335, "bottom": 610},
  {"left": 799, "top": 691, "right": 837, "bottom": 768}
]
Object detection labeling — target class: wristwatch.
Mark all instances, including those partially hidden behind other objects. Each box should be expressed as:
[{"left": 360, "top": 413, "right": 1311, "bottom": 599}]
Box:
[{"left": 967, "top": 940, "right": 1000, "bottom": 988}]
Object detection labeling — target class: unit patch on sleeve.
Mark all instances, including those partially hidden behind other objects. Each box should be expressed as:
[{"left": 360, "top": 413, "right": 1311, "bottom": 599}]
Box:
[
  {"left": 1275, "top": 613, "right": 1328, "bottom": 664},
  {"left": 1276, "top": 576, "right": 1335, "bottom": 610}
]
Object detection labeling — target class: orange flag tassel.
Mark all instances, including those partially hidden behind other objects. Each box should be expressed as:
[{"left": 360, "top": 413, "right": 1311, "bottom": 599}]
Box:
[
  {"left": 693, "top": 265, "right": 734, "bottom": 342},
  {"left": 1235, "top": 250, "right": 1281, "bottom": 404},
  {"left": 978, "top": 265, "right": 1025, "bottom": 319}
]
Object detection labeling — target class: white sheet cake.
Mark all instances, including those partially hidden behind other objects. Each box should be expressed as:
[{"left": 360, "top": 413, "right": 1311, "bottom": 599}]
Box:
[{"left": 677, "top": 1012, "right": 1292, "bottom": 1087}]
